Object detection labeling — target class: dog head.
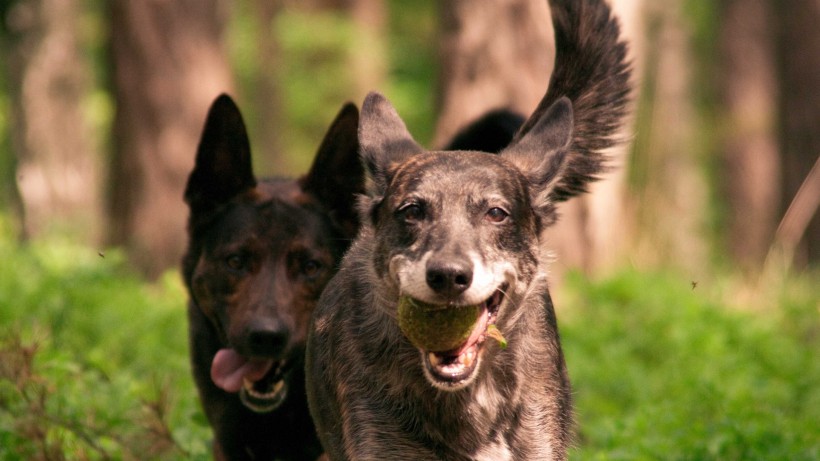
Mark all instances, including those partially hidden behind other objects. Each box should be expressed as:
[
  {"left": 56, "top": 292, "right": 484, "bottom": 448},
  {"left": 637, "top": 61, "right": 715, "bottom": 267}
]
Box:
[
  {"left": 359, "top": 92, "right": 575, "bottom": 390},
  {"left": 183, "top": 94, "right": 361, "bottom": 411}
]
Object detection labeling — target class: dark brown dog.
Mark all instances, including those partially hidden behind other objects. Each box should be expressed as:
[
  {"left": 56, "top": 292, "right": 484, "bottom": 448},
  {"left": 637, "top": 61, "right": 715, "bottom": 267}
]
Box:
[
  {"left": 306, "top": 0, "right": 631, "bottom": 459},
  {"left": 182, "top": 94, "right": 362, "bottom": 460}
]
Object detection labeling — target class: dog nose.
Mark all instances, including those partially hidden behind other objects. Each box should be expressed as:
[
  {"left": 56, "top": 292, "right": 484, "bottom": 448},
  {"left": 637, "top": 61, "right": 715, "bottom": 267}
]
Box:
[
  {"left": 426, "top": 260, "right": 473, "bottom": 297},
  {"left": 245, "top": 320, "right": 290, "bottom": 357}
]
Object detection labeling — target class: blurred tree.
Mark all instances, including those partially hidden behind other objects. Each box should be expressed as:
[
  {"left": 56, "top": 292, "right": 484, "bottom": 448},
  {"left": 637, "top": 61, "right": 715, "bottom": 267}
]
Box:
[
  {"left": 717, "top": 0, "right": 780, "bottom": 273},
  {"left": 234, "top": 0, "right": 385, "bottom": 177},
  {"left": 108, "top": 0, "right": 234, "bottom": 278},
  {"left": 629, "top": 1, "right": 708, "bottom": 271},
  {"left": 1, "top": 0, "right": 100, "bottom": 241},
  {"left": 243, "top": 0, "right": 285, "bottom": 173},
  {"left": 432, "top": 0, "right": 552, "bottom": 149},
  {"left": 776, "top": 0, "right": 820, "bottom": 267},
  {"left": 333, "top": 0, "right": 387, "bottom": 100}
]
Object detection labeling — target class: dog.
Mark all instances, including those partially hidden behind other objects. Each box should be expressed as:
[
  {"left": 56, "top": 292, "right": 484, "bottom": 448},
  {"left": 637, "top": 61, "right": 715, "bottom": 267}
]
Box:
[
  {"left": 182, "top": 94, "right": 362, "bottom": 460},
  {"left": 305, "top": 0, "right": 631, "bottom": 459},
  {"left": 182, "top": 94, "right": 526, "bottom": 460}
]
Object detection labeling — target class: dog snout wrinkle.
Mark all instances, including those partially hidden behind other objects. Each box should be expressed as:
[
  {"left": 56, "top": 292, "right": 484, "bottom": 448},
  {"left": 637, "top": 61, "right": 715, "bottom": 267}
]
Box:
[{"left": 425, "top": 258, "right": 473, "bottom": 298}]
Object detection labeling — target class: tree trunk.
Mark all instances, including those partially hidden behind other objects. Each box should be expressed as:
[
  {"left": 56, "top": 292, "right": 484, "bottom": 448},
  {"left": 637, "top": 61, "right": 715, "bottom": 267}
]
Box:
[
  {"left": 337, "top": 0, "right": 387, "bottom": 101},
  {"left": 717, "top": 0, "right": 780, "bottom": 274},
  {"left": 3, "top": 0, "right": 100, "bottom": 241},
  {"left": 776, "top": 0, "right": 820, "bottom": 267},
  {"left": 628, "top": 1, "right": 708, "bottom": 272},
  {"left": 433, "top": 0, "right": 553, "bottom": 149},
  {"left": 244, "top": 0, "right": 285, "bottom": 175},
  {"left": 108, "top": 0, "right": 234, "bottom": 278}
]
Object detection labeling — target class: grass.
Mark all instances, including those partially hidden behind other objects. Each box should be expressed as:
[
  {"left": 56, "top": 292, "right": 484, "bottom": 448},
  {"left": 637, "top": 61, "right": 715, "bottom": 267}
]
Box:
[
  {"left": 562, "top": 269, "right": 820, "bottom": 460},
  {"left": 0, "top": 219, "right": 210, "bottom": 460},
  {"left": 0, "top": 217, "right": 817, "bottom": 459}
]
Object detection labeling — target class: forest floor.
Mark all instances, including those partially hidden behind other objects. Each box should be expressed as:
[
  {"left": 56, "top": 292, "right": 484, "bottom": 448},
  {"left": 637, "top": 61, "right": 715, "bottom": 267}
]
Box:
[{"left": 1, "top": 219, "right": 818, "bottom": 460}]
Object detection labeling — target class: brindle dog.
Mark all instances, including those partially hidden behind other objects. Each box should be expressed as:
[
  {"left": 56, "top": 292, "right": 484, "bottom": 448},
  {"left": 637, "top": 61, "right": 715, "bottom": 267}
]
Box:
[{"left": 306, "top": 0, "right": 631, "bottom": 459}]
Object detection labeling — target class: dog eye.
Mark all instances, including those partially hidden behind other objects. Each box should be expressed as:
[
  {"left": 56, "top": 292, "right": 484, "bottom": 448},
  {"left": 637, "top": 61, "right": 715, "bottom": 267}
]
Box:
[
  {"left": 225, "top": 254, "right": 247, "bottom": 272},
  {"left": 398, "top": 203, "right": 425, "bottom": 222},
  {"left": 302, "top": 259, "right": 323, "bottom": 278},
  {"left": 486, "top": 207, "right": 509, "bottom": 223}
]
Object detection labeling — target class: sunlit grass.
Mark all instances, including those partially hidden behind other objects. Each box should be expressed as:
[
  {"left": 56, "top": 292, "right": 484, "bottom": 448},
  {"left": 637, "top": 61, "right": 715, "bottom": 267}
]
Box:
[
  {"left": 562, "top": 269, "right": 820, "bottom": 460},
  {"left": 0, "top": 219, "right": 209, "bottom": 460},
  {"left": 0, "top": 216, "right": 817, "bottom": 459}
]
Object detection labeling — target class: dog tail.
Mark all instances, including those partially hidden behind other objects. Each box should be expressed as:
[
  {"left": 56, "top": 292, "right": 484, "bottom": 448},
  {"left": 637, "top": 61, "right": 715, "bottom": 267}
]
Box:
[{"left": 514, "top": 0, "right": 631, "bottom": 202}]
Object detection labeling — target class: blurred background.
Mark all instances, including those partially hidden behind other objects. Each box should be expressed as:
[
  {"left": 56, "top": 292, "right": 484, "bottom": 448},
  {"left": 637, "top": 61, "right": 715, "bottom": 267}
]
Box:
[
  {"left": 0, "top": 0, "right": 818, "bottom": 459},
  {"left": 0, "top": 0, "right": 817, "bottom": 280}
]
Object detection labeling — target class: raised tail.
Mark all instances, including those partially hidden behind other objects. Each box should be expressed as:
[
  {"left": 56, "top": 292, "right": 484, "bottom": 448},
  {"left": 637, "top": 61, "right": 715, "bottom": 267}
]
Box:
[{"left": 515, "top": 0, "right": 632, "bottom": 202}]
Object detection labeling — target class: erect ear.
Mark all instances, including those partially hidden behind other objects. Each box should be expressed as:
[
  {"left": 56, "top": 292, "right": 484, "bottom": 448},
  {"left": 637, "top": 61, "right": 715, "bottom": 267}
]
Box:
[
  {"left": 359, "top": 92, "right": 424, "bottom": 196},
  {"left": 499, "top": 97, "right": 573, "bottom": 211},
  {"left": 185, "top": 94, "right": 256, "bottom": 214},
  {"left": 300, "top": 103, "right": 363, "bottom": 239}
]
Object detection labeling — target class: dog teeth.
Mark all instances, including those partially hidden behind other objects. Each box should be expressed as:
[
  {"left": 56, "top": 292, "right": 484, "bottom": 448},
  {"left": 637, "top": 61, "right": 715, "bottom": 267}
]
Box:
[
  {"left": 243, "top": 377, "right": 285, "bottom": 399},
  {"left": 460, "top": 348, "right": 476, "bottom": 367},
  {"left": 428, "top": 347, "right": 476, "bottom": 373}
]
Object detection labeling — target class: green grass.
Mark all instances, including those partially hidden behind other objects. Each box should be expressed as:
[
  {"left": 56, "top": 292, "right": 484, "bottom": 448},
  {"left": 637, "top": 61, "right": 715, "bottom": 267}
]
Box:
[
  {"left": 562, "top": 269, "right": 820, "bottom": 460},
  {"left": 0, "top": 216, "right": 817, "bottom": 459},
  {"left": 0, "top": 218, "right": 210, "bottom": 460}
]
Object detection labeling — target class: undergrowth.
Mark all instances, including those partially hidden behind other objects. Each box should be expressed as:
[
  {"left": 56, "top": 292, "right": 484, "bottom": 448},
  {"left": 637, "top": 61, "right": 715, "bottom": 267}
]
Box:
[{"left": 0, "top": 217, "right": 817, "bottom": 459}]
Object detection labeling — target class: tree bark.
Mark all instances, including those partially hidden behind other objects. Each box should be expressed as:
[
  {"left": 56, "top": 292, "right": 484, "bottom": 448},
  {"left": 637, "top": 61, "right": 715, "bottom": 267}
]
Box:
[
  {"left": 776, "top": 0, "right": 820, "bottom": 267},
  {"left": 628, "top": 1, "right": 708, "bottom": 272},
  {"left": 244, "top": 0, "right": 284, "bottom": 175},
  {"left": 433, "top": 0, "right": 553, "bottom": 149},
  {"left": 717, "top": 0, "right": 780, "bottom": 274},
  {"left": 108, "top": 0, "right": 234, "bottom": 278},
  {"left": 3, "top": 0, "right": 100, "bottom": 241}
]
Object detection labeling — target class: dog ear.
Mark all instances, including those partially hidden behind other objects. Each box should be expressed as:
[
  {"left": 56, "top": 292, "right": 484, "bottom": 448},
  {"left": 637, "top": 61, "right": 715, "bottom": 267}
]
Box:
[
  {"left": 500, "top": 97, "right": 573, "bottom": 212},
  {"left": 185, "top": 94, "right": 257, "bottom": 214},
  {"left": 300, "top": 103, "right": 363, "bottom": 239},
  {"left": 359, "top": 92, "right": 424, "bottom": 195}
]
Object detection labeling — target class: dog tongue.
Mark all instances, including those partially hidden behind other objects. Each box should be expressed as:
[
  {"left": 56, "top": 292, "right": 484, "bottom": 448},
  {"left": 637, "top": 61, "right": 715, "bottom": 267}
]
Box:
[
  {"left": 211, "top": 349, "right": 274, "bottom": 393},
  {"left": 450, "top": 306, "right": 491, "bottom": 357}
]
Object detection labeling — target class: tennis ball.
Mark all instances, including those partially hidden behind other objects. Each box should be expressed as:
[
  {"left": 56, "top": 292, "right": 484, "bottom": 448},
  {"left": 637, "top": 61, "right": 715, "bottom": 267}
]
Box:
[{"left": 398, "top": 296, "right": 480, "bottom": 352}]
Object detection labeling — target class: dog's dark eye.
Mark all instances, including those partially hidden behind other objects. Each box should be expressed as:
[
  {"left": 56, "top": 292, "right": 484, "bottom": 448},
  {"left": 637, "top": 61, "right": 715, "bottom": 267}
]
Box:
[
  {"left": 398, "top": 202, "right": 425, "bottom": 223},
  {"left": 302, "top": 259, "right": 323, "bottom": 278},
  {"left": 225, "top": 254, "right": 247, "bottom": 272},
  {"left": 486, "top": 207, "right": 509, "bottom": 223}
]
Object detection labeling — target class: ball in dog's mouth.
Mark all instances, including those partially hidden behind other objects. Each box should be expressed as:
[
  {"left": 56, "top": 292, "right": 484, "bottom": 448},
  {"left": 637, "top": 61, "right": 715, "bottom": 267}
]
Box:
[
  {"left": 211, "top": 349, "right": 289, "bottom": 413},
  {"left": 398, "top": 287, "right": 507, "bottom": 388}
]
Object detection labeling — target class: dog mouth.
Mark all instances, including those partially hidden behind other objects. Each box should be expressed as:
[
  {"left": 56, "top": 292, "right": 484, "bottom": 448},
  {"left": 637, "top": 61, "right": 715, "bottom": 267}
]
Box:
[
  {"left": 420, "top": 286, "right": 506, "bottom": 388},
  {"left": 210, "top": 349, "right": 290, "bottom": 413}
]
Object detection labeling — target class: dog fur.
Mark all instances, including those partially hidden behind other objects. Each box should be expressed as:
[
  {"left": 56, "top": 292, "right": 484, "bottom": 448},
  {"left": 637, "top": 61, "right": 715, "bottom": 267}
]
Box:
[
  {"left": 182, "top": 94, "right": 362, "bottom": 460},
  {"left": 306, "top": 0, "right": 631, "bottom": 459}
]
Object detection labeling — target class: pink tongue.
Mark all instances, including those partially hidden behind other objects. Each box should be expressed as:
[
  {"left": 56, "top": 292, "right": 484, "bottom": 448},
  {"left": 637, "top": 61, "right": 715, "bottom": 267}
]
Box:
[{"left": 210, "top": 349, "right": 274, "bottom": 393}]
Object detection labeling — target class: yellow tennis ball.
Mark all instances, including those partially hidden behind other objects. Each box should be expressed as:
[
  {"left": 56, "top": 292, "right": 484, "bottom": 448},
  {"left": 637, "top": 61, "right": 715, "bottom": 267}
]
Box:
[{"left": 397, "top": 296, "right": 480, "bottom": 352}]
